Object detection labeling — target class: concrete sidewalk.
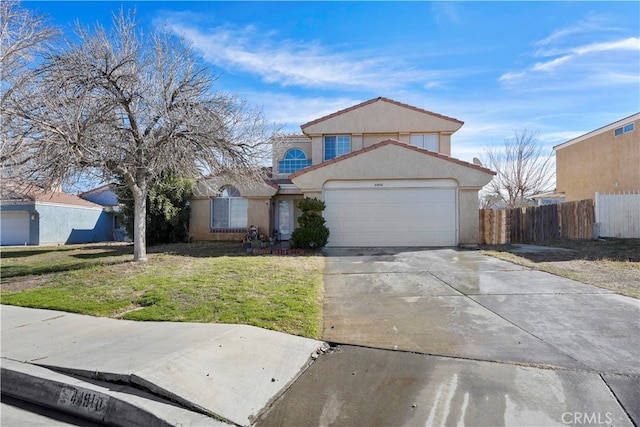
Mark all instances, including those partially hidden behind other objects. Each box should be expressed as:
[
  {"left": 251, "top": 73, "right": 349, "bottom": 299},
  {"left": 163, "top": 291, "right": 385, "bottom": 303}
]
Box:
[{"left": 1, "top": 306, "right": 327, "bottom": 426}]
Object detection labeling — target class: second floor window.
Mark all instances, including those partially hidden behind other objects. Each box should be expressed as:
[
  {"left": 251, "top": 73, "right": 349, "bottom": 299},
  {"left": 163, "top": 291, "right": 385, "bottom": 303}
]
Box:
[
  {"left": 278, "top": 149, "right": 311, "bottom": 174},
  {"left": 614, "top": 123, "right": 635, "bottom": 136},
  {"left": 211, "top": 186, "right": 247, "bottom": 229},
  {"left": 410, "top": 134, "right": 439, "bottom": 152},
  {"left": 324, "top": 135, "right": 351, "bottom": 161}
]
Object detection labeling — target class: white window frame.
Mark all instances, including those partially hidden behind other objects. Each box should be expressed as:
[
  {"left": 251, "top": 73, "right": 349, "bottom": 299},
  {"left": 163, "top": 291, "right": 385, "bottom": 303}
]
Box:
[
  {"left": 278, "top": 149, "right": 311, "bottom": 174},
  {"left": 211, "top": 186, "right": 248, "bottom": 230},
  {"left": 410, "top": 134, "right": 439, "bottom": 151},
  {"left": 614, "top": 123, "right": 635, "bottom": 136},
  {"left": 323, "top": 135, "right": 351, "bottom": 161}
]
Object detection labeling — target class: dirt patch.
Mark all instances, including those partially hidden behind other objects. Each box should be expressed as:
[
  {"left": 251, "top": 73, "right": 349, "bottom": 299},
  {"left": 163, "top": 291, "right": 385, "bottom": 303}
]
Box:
[
  {"left": 481, "top": 238, "right": 640, "bottom": 299},
  {"left": 0, "top": 274, "right": 56, "bottom": 293}
]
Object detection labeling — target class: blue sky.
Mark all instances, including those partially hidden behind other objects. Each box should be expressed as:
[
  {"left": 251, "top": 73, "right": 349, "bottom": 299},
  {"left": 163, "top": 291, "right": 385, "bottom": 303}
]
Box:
[{"left": 26, "top": 1, "right": 640, "bottom": 165}]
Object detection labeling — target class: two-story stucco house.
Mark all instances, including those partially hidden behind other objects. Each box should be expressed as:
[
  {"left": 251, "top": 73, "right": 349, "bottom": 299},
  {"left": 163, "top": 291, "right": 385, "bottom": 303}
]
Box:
[
  {"left": 189, "top": 97, "right": 495, "bottom": 247},
  {"left": 553, "top": 113, "right": 640, "bottom": 202}
]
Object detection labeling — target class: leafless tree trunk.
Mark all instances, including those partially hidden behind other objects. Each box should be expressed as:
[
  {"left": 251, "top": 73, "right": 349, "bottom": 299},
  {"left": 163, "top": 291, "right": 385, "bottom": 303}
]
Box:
[
  {"left": 2, "top": 7, "right": 275, "bottom": 261},
  {"left": 482, "top": 128, "right": 555, "bottom": 208}
]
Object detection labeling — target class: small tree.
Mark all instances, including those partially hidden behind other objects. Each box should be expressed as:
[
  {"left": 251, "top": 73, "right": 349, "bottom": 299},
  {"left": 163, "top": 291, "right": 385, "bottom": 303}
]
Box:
[
  {"left": 290, "top": 197, "right": 330, "bottom": 249},
  {"left": 482, "top": 128, "right": 555, "bottom": 208}
]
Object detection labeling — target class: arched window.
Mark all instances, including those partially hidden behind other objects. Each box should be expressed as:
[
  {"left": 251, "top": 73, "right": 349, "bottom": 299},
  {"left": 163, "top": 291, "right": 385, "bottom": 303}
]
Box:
[
  {"left": 278, "top": 149, "right": 311, "bottom": 174},
  {"left": 211, "top": 186, "right": 248, "bottom": 229}
]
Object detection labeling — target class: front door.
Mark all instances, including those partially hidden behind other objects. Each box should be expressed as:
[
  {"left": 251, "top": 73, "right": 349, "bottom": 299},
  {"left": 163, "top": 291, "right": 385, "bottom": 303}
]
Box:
[{"left": 277, "top": 200, "right": 295, "bottom": 240}]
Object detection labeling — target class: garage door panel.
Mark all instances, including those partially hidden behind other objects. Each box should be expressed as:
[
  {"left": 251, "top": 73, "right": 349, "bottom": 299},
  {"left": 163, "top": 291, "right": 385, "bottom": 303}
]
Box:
[
  {"left": 324, "top": 181, "right": 457, "bottom": 247},
  {"left": 1, "top": 211, "right": 30, "bottom": 246}
]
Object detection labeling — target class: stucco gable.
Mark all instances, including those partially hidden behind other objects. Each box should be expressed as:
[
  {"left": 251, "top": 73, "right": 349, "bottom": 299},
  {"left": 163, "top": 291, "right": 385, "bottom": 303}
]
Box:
[
  {"left": 193, "top": 175, "right": 277, "bottom": 198},
  {"left": 290, "top": 139, "right": 495, "bottom": 190},
  {"left": 300, "top": 97, "right": 464, "bottom": 135}
]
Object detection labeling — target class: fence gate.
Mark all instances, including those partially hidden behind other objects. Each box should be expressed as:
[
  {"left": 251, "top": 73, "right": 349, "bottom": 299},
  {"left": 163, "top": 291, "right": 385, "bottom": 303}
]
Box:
[{"left": 595, "top": 192, "right": 640, "bottom": 238}]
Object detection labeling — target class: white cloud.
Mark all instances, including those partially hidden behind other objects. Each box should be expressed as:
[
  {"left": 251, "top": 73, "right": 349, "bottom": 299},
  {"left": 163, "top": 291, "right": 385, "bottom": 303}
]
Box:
[
  {"left": 165, "top": 20, "right": 430, "bottom": 91},
  {"left": 574, "top": 37, "right": 640, "bottom": 55},
  {"left": 532, "top": 55, "right": 573, "bottom": 72},
  {"left": 534, "top": 15, "right": 611, "bottom": 47},
  {"left": 498, "top": 71, "right": 526, "bottom": 83},
  {"left": 533, "top": 37, "right": 639, "bottom": 72}
]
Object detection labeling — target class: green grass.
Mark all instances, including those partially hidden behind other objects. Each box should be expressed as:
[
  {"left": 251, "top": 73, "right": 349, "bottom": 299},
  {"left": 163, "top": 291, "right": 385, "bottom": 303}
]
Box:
[{"left": 1, "top": 242, "right": 324, "bottom": 338}]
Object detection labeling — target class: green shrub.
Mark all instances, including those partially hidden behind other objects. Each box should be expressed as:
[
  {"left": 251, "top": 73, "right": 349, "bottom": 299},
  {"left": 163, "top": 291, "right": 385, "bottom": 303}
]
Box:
[{"left": 290, "top": 197, "right": 330, "bottom": 249}]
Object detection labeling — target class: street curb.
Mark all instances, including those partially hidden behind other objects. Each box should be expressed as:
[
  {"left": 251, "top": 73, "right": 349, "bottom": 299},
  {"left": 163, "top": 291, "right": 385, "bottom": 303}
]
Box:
[
  {"left": 1, "top": 364, "right": 171, "bottom": 426},
  {"left": 1, "top": 359, "right": 226, "bottom": 426}
]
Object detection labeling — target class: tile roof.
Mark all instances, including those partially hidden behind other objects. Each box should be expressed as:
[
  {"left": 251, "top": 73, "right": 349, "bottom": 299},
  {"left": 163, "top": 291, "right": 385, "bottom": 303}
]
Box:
[
  {"left": 300, "top": 97, "right": 464, "bottom": 130},
  {"left": 1, "top": 183, "right": 103, "bottom": 208},
  {"left": 289, "top": 139, "right": 495, "bottom": 179}
]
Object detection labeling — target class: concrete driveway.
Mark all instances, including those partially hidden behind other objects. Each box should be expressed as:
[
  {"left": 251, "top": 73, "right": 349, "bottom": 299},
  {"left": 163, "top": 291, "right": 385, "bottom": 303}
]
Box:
[
  {"left": 258, "top": 247, "right": 639, "bottom": 426},
  {"left": 321, "top": 247, "right": 639, "bottom": 375}
]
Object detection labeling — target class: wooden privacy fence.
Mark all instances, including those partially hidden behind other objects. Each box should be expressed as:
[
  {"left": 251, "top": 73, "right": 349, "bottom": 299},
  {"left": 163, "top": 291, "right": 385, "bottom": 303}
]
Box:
[{"left": 479, "top": 199, "right": 595, "bottom": 244}]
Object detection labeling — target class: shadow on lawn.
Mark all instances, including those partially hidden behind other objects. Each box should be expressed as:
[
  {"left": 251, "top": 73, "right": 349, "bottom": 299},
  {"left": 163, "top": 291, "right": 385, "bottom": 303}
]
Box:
[
  {"left": 1, "top": 245, "right": 135, "bottom": 280},
  {"left": 71, "top": 245, "right": 134, "bottom": 260},
  {"left": 147, "top": 242, "right": 249, "bottom": 258},
  {"left": 0, "top": 247, "right": 78, "bottom": 259}
]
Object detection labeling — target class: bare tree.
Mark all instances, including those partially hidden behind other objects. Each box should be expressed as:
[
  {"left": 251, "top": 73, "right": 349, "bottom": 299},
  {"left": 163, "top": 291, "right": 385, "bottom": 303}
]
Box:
[
  {"left": 482, "top": 128, "right": 555, "bottom": 208},
  {"left": 1, "top": 0, "right": 59, "bottom": 173},
  {"left": 2, "top": 9, "right": 275, "bottom": 261}
]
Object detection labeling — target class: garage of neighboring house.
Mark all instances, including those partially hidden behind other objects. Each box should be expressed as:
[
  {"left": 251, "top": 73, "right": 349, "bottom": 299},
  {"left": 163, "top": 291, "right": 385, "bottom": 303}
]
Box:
[
  {"left": 0, "top": 211, "right": 32, "bottom": 246},
  {"left": 323, "top": 179, "right": 457, "bottom": 247},
  {"left": 290, "top": 140, "right": 495, "bottom": 248}
]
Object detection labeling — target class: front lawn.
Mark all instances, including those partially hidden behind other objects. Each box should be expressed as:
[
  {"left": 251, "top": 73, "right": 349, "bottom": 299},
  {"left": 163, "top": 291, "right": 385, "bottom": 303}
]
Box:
[{"left": 0, "top": 242, "right": 324, "bottom": 338}]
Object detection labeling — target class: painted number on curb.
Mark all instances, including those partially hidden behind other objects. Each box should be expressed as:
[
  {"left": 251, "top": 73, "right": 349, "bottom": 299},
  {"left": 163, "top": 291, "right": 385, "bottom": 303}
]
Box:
[{"left": 57, "top": 387, "right": 108, "bottom": 416}]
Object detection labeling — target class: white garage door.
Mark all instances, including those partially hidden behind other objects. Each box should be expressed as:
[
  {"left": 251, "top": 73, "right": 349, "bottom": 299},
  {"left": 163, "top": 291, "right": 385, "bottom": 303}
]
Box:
[
  {"left": 1, "top": 211, "right": 30, "bottom": 246},
  {"left": 324, "top": 180, "right": 457, "bottom": 247}
]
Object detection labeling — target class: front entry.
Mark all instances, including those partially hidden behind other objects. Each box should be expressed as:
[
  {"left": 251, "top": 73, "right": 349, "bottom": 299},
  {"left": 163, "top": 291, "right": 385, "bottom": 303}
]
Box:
[{"left": 277, "top": 200, "right": 295, "bottom": 240}]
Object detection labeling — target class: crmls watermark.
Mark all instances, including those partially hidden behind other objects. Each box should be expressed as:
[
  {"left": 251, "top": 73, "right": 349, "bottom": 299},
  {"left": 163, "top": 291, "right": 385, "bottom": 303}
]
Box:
[{"left": 561, "top": 412, "right": 613, "bottom": 425}]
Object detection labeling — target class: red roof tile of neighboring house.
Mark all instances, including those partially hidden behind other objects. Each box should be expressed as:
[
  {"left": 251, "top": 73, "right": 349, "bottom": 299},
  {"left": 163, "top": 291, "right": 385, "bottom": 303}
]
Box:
[
  {"left": 300, "top": 97, "right": 464, "bottom": 130},
  {"left": 289, "top": 139, "right": 495, "bottom": 179},
  {"left": 2, "top": 184, "right": 103, "bottom": 208}
]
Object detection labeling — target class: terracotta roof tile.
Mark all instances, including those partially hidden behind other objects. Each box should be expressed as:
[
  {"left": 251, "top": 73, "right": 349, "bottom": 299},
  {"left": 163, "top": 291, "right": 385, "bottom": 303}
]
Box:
[
  {"left": 300, "top": 97, "right": 464, "bottom": 130},
  {"left": 289, "top": 139, "right": 495, "bottom": 179},
  {"left": 2, "top": 185, "right": 104, "bottom": 208}
]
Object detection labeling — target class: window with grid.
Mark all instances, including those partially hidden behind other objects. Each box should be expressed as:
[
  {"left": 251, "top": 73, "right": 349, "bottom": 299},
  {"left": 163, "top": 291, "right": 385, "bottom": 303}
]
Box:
[
  {"left": 278, "top": 149, "right": 311, "bottom": 174},
  {"left": 410, "top": 134, "right": 439, "bottom": 151},
  {"left": 211, "top": 186, "right": 248, "bottom": 229},
  {"left": 324, "top": 135, "right": 351, "bottom": 161}
]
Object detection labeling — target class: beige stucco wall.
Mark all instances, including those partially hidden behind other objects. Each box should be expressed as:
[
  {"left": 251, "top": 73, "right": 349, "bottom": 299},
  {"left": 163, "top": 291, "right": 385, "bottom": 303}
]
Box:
[
  {"left": 459, "top": 189, "right": 481, "bottom": 245},
  {"left": 302, "top": 98, "right": 463, "bottom": 135},
  {"left": 303, "top": 100, "right": 460, "bottom": 164},
  {"left": 556, "top": 117, "right": 640, "bottom": 201},
  {"left": 271, "top": 135, "right": 312, "bottom": 178},
  {"left": 188, "top": 198, "right": 212, "bottom": 241},
  {"left": 308, "top": 132, "right": 453, "bottom": 165},
  {"left": 189, "top": 176, "right": 276, "bottom": 242},
  {"left": 190, "top": 197, "right": 272, "bottom": 242},
  {"left": 291, "top": 142, "right": 494, "bottom": 245}
]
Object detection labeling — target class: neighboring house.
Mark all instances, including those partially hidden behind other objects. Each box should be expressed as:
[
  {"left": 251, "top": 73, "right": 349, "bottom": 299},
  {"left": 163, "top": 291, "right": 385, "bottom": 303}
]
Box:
[
  {"left": 190, "top": 97, "right": 495, "bottom": 247},
  {"left": 554, "top": 113, "right": 640, "bottom": 202},
  {"left": 1, "top": 184, "right": 115, "bottom": 246},
  {"left": 78, "top": 184, "right": 129, "bottom": 241}
]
